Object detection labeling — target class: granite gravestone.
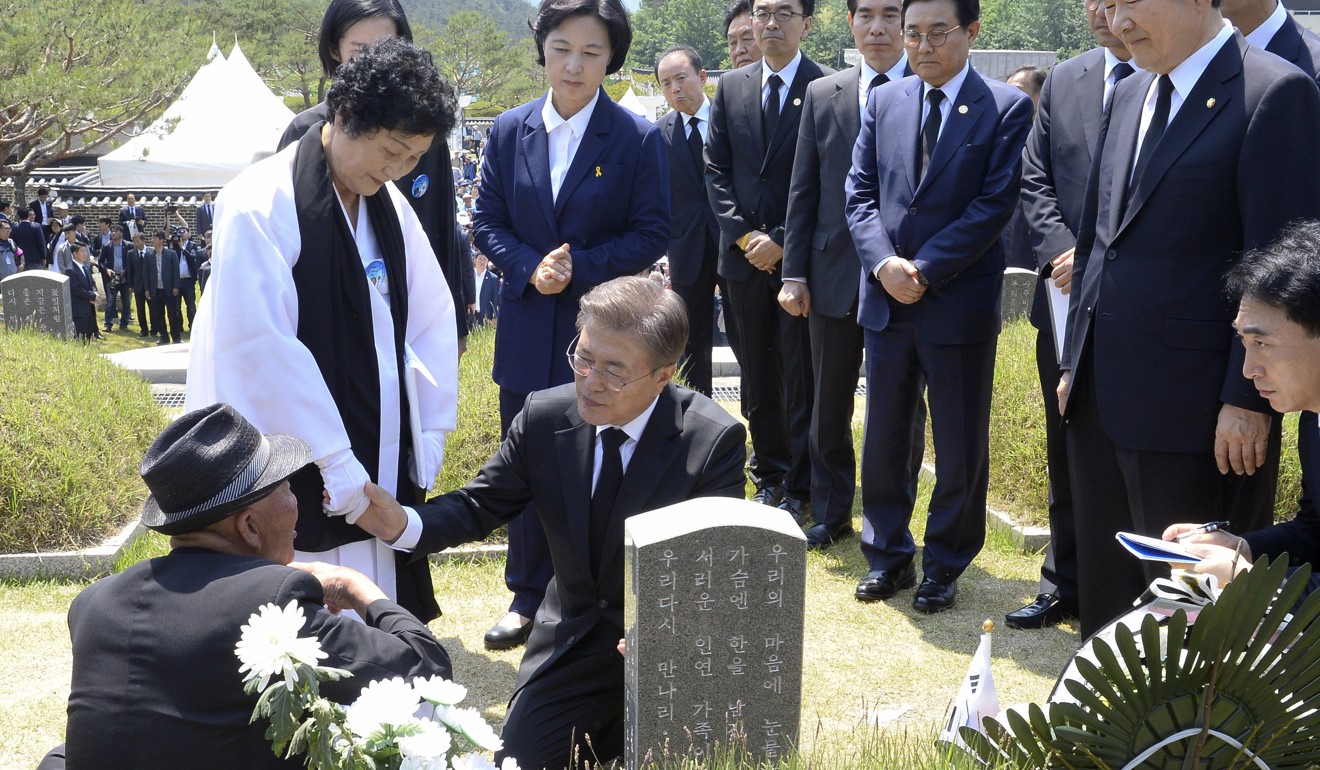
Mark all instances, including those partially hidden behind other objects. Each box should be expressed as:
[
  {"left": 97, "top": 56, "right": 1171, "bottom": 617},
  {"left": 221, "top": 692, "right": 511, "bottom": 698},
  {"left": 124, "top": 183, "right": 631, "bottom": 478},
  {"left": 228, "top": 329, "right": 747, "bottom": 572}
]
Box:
[
  {"left": 625, "top": 498, "right": 806, "bottom": 768},
  {"left": 1000, "top": 267, "right": 1038, "bottom": 323},
  {"left": 1, "top": 271, "right": 74, "bottom": 339}
]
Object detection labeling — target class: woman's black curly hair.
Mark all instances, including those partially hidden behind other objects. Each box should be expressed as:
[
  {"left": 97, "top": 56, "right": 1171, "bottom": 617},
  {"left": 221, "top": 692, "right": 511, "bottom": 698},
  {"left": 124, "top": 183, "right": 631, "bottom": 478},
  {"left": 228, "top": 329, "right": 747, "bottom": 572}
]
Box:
[{"left": 325, "top": 37, "right": 457, "bottom": 140}]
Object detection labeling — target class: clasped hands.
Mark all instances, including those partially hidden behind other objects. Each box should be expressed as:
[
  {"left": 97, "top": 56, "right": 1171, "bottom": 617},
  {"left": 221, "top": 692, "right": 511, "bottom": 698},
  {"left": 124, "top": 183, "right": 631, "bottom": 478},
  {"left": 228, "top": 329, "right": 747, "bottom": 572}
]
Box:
[
  {"left": 878, "top": 258, "right": 927, "bottom": 305},
  {"left": 739, "top": 230, "right": 783, "bottom": 273},
  {"left": 533, "top": 244, "right": 572, "bottom": 295}
]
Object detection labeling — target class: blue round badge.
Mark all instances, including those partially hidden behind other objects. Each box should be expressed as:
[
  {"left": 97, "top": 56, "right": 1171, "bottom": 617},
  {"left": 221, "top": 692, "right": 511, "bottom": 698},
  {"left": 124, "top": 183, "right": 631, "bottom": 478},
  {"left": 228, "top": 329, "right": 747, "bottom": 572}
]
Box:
[{"left": 411, "top": 175, "right": 430, "bottom": 198}]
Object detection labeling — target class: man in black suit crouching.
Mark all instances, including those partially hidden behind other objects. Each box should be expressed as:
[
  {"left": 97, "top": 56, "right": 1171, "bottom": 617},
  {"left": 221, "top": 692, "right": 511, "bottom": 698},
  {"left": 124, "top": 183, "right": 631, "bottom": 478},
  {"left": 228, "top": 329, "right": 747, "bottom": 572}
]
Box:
[
  {"left": 356, "top": 276, "right": 747, "bottom": 770},
  {"left": 37, "top": 403, "right": 451, "bottom": 770}
]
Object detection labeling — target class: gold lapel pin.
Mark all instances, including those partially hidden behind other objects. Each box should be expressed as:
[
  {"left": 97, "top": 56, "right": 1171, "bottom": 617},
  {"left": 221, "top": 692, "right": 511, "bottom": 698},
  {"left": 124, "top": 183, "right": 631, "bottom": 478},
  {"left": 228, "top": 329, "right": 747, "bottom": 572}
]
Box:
[
  {"left": 595, "top": 166, "right": 602, "bottom": 178},
  {"left": 793, "top": 97, "right": 802, "bottom": 106},
  {"left": 1206, "top": 97, "right": 1216, "bottom": 108},
  {"left": 958, "top": 104, "right": 969, "bottom": 115}
]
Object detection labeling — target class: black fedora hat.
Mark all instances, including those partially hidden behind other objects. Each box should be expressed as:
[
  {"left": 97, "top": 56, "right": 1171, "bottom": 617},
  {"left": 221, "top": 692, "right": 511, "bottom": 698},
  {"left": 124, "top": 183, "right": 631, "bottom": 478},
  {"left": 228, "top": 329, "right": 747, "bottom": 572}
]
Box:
[{"left": 139, "top": 403, "right": 311, "bottom": 535}]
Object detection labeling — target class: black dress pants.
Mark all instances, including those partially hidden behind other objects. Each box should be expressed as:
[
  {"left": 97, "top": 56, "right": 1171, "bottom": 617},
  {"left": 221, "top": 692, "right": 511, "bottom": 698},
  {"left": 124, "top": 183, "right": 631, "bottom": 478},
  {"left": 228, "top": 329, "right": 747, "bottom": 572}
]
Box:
[
  {"left": 1034, "top": 325, "right": 1078, "bottom": 602},
  {"left": 724, "top": 269, "right": 812, "bottom": 497},
  {"left": 806, "top": 308, "right": 864, "bottom": 529}
]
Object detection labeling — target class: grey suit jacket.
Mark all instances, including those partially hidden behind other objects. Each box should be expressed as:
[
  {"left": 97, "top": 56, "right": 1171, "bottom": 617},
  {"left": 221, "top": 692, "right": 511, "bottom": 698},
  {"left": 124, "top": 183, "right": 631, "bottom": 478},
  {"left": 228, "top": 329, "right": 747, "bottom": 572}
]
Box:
[
  {"left": 411, "top": 382, "right": 746, "bottom": 697},
  {"left": 782, "top": 67, "right": 866, "bottom": 319}
]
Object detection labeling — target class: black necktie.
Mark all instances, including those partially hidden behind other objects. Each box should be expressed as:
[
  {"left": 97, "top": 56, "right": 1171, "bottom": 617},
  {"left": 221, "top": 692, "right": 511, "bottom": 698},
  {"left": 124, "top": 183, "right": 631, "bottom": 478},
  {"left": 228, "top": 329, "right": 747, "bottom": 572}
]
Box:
[
  {"left": 867, "top": 73, "right": 889, "bottom": 96},
  {"left": 686, "top": 115, "right": 704, "bottom": 176},
  {"left": 919, "top": 88, "right": 945, "bottom": 179},
  {"left": 1105, "top": 61, "right": 1135, "bottom": 114},
  {"left": 763, "top": 73, "right": 783, "bottom": 141},
  {"left": 589, "top": 427, "right": 627, "bottom": 572},
  {"left": 1129, "top": 74, "right": 1173, "bottom": 202}
]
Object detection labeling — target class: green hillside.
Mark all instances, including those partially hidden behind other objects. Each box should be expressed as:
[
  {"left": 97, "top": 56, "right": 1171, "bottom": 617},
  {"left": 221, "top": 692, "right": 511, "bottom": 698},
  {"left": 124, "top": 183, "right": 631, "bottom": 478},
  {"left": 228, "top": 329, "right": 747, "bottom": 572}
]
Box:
[{"left": 401, "top": 0, "right": 535, "bottom": 40}]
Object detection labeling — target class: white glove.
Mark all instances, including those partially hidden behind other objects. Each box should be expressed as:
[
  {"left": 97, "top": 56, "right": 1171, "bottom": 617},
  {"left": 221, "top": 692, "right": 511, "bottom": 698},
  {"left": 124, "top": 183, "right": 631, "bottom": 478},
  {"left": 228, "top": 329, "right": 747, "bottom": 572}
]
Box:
[
  {"left": 317, "top": 448, "right": 370, "bottom": 523},
  {"left": 409, "top": 430, "right": 447, "bottom": 491}
]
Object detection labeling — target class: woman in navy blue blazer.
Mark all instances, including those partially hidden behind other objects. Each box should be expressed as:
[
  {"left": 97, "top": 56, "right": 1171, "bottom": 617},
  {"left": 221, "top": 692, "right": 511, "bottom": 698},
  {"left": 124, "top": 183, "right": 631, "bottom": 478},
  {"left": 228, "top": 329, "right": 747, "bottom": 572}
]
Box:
[{"left": 471, "top": 0, "right": 670, "bottom": 651}]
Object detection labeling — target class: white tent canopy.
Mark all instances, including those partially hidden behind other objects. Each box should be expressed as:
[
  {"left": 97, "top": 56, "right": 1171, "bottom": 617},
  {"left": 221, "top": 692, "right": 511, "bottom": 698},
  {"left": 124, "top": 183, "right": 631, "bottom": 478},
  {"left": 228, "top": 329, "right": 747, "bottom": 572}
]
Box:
[{"left": 98, "top": 42, "right": 295, "bottom": 188}]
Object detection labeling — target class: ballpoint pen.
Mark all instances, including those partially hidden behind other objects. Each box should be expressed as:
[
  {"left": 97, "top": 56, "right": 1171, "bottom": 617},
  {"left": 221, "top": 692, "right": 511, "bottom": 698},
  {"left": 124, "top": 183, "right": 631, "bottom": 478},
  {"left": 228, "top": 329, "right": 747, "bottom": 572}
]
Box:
[{"left": 1174, "top": 520, "right": 1231, "bottom": 542}]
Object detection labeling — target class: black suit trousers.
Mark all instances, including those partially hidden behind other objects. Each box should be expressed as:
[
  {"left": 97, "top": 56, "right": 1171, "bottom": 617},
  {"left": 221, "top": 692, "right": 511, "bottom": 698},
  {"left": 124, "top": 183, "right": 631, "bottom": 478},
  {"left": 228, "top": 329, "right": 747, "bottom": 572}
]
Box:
[
  {"left": 724, "top": 269, "right": 812, "bottom": 495},
  {"left": 671, "top": 244, "right": 717, "bottom": 396},
  {"left": 148, "top": 290, "right": 177, "bottom": 342},
  {"left": 860, "top": 318, "right": 987, "bottom": 582},
  {"left": 134, "top": 289, "right": 151, "bottom": 334},
  {"left": 1034, "top": 326, "right": 1077, "bottom": 601},
  {"left": 499, "top": 387, "right": 554, "bottom": 619},
  {"left": 178, "top": 277, "right": 197, "bottom": 329},
  {"left": 496, "top": 622, "right": 624, "bottom": 770},
  {"left": 1066, "top": 356, "right": 1227, "bottom": 637},
  {"left": 807, "top": 309, "right": 864, "bottom": 529}
]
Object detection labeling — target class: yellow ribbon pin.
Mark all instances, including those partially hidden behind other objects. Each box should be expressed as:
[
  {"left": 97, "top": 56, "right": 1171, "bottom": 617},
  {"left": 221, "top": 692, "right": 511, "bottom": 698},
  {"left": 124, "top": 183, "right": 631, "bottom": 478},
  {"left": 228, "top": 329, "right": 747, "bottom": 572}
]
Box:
[{"left": 595, "top": 166, "right": 602, "bottom": 177}]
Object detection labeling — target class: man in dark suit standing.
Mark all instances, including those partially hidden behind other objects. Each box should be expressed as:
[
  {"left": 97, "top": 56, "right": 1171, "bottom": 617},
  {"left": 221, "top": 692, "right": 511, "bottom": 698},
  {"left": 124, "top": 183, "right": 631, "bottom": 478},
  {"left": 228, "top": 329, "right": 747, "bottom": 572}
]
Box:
[
  {"left": 706, "top": 0, "right": 831, "bottom": 518},
  {"left": 64, "top": 243, "right": 99, "bottom": 341},
  {"left": 356, "top": 277, "right": 746, "bottom": 770},
  {"left": 845, "top": 0, "right": 1032, "bottom": 612},
  {"left": 99, "top": 225, "right": 135, "bottom": 331},
  {"left": 118, "top": 193, "right": 145, "bottom": 240},
  {"left": 39, "top": 403, "right": 450, "bottom": 770},
  {"left": 780, "top": 0, "right": 909, "bottom": 549},
  {"left": 1058, "top": 0, "right": 1320, "bottom": 636},
  {"left": 144, "top": 230, "right": 181, "bottom": 346},
  {"left": 29, "top": 186, "right": 55, "bottom": 241},
  {"left": 194, "top": 191, "right": 216, "bottom": 237},
  {"left": 1008, "top": 0, "right": 1139, "bottom": 630},
  {"left": 470, "top": 251, "right": 500, "bottom": 327},
  {"left": 13, "top": 209, "right": 47, "bottom": 271},
  {"left": 175, "top": 226, "right": 200, "bottom": 331},
  {"left": 1224, "top": 0, "right": 1320, "bottom": 85},
  {"left": 655, "top": 45, "right": 720, "bottom": 396},
  {"left": 129, "top": 233, "right": 153, "bottom": 337}
]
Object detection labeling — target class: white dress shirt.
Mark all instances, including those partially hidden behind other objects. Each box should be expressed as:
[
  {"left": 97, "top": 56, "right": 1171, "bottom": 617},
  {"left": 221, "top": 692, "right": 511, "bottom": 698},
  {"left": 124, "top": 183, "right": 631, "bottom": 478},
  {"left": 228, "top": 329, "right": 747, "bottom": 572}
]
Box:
[
  {"left": 857, "top": 55, "right": 910, "bottom": 111},
  {"left": 592, "top": 396, "right": 661, "bottom": 492},
  {"left": 685, "top": 97, "right": 712, "bottom": 143},
  {"left": 1103, "top": 48, "right": 1144, "bottom": 109},
  {"left": 1133, "top": 22, "right": 1235, "bottom": 177},
  {"left": 762, "top": 50, "right": 804, "bottom": 108},
  {"left": 542, "top": 89, "right": 601, "bottom": 203}
]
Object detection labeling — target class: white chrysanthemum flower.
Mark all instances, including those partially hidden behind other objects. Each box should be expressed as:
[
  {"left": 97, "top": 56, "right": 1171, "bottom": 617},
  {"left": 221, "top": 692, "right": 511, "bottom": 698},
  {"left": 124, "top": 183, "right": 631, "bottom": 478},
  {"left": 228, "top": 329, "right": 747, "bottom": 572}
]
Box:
[
  {"left": 449, "top": 752, "right": 498, "bottom": 770},
  {"left": 398, "top": 717, "right": 452, "bottom": 759},
  {"left": 414, "top": 675, "right": 468, "bottom": 706},
  {"left": 345, "top": 676, "right": 422, "bottom": 739},
  {"left": 499, "top": 757, "right": 521, "bottom": 770},
  {"left": 435, "top": 705, "right": 503, "bottom": 752},
  {"left": 401, "top": 757, "right": 449, "bottom": 770},
  {"left": 235, "top": 601, "right": 326, "bottom": 691}
]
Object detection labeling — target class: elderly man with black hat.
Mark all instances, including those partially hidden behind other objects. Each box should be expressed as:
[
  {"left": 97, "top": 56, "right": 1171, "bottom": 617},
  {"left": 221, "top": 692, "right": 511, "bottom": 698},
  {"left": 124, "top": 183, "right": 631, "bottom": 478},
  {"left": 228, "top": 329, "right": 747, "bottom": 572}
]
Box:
[{"left": 38, "top": 403, "right": 451, "bottom": 770}]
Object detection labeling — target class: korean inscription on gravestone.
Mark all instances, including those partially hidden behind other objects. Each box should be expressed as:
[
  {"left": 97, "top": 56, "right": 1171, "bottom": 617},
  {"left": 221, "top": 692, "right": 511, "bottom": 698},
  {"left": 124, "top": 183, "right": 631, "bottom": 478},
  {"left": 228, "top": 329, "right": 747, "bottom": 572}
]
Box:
[
  {"left": 625, "top": 498, "right": 806, "bottom": 768},
  {"left": 0, "top": 271, "right": 74, "bottom": 339},
  {"left": 999, "top": 267, "right": 1038, "bottom": 323}
]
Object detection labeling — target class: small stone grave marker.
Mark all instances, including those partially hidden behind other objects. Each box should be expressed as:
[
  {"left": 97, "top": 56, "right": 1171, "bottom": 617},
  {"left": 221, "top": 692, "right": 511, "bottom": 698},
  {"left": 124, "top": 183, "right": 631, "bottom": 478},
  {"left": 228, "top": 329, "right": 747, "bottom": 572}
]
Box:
[
  {"left": 1000, "top": 267, "right": 1038, "bottom": 323},
  {"left": 1, "top": 271, "right": 74, "bottom": 339},
  {"left": 625, "top": 497, "right": 806, "bottom": 768}
]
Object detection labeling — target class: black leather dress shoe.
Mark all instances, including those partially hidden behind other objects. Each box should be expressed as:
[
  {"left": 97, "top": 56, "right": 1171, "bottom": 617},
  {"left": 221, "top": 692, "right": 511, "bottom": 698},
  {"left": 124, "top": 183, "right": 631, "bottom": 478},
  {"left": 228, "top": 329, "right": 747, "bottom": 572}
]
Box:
[
  {"left": 913, "top": 578, "right": 958, "bottom": 613},
  {"left": 855, "top": 563, "right": 917, "bottom": 601},
  {"left": 777, "top": 495, "right": 810, "bottom": 525},
  {"left": 1005, "top": 593, "right": 1078, "bottom": 629},
  {"left": 483, "top": 618, "right": 533, "bottom": 651},
  {"left": 805, "top": 522, "right": 854, "bottom": 549},
  {"left": 751, "top": 484, "right": 784, "bottom": 508}
]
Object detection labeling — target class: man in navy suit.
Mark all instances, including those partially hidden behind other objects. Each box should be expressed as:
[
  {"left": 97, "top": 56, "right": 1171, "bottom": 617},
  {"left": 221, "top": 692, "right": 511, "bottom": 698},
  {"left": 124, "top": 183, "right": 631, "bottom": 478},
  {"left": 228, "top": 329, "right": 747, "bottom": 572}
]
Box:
[
  {"left": 118, "top": 194, "right": 145, "bottom": 240},
  {"left": 1008, "top": 0, "right": 1139, "bottom": 630},
  {"left": 29, "top": 186, "right": 55, "bottom": 241},
  {"left": 194, "top": 191, "right": 216, "bottom": 238},
  {"left": 1224, "top": 0, "right": 1320, "bottom": 85},
  {"left": 470, "top": 252, "right": 500, "bottom": 327},
  {"left": 13, "top": 209, "right": 47, "bottom": 271},
  {"left": 65, "top": 243, "right": 99, "bottom": 341},
  {"left": 1059, "top": 0, "right": 1320, "bottom": 635},
  {"left": 143, "top": 231, "right": 181, "bottom": 346},
  {"left": 781, "top": 0, "right": 910, "bottom": 549},
  {"left": 706, "top": 0, "right": 832, "bottom": 519},
  {"left": 845, "top": 0, "right": 1032, "bottom": 612},
  {"left": 655, "top": 45, "right": 720, "bottom": 396}
]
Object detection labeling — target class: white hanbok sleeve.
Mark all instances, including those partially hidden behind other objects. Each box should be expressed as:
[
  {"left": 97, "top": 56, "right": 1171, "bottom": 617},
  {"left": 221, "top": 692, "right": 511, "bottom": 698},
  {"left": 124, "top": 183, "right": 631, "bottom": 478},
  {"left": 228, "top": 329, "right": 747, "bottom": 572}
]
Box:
[
  {"left": 389, "top": 184, "right": 459, "bottom": 485},
  {"left": 186, "top": 153, "right": 369, "bottom": 504}
]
